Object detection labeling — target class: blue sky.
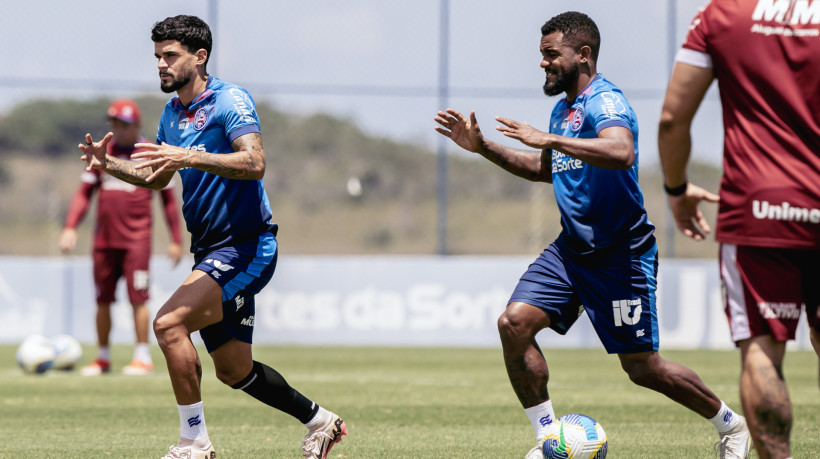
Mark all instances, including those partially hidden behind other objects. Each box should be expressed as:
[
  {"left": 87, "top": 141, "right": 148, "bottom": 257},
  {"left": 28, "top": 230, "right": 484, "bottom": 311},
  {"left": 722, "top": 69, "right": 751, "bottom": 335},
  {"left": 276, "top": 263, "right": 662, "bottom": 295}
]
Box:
[{"left": 0, "top": 0, "right": 723, "bottom": 166}]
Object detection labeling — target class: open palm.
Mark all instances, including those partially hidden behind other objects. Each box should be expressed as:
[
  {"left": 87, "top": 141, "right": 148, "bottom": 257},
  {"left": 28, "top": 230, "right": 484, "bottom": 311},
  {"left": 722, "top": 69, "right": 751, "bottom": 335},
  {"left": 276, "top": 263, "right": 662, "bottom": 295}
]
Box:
[
  {"left": 78, "top": 132, "right": 113, "bottom": 172},
  {"left": 434, "top": 109, "right": 484, "bottom": 153}
]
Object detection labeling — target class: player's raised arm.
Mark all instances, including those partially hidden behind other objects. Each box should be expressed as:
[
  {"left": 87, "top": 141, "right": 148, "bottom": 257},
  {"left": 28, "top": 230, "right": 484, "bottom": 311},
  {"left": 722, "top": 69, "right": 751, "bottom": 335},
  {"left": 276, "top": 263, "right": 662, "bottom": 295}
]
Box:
[
  {"left": 134, "top": 132, "right": 265, "bottom": 181},
  {"left": 497, "top": 115, "right": 634, "bottom": 170},
  {"left": 79, "top": 132, "right": 171, "bottom": 190},
  {"left": 435, "top": 108, "right": 551, "bottom": 182}
]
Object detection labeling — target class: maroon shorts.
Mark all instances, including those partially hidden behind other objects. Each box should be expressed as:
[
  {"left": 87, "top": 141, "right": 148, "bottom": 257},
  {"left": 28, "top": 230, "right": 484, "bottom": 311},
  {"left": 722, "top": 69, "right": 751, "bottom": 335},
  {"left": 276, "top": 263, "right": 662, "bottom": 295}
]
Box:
[
  {"left": 92, "top": 246, "right": 151, "bottom": 304},
  {"left": 720, "top": 243, "right": 820, "bottom": 343}
]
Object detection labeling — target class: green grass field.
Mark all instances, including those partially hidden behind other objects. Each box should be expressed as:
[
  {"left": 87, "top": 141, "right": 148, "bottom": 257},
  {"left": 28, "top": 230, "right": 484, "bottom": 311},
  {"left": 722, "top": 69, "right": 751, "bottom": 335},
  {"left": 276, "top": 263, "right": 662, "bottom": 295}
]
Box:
[{"left": 1, "top": 345, "right": 817, "bottom": 458}]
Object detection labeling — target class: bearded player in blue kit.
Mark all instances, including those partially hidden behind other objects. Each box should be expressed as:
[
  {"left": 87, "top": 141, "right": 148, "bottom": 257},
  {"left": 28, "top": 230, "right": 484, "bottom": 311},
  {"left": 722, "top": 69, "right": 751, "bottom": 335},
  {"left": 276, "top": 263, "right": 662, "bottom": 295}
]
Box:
[
  {"left": 435, "top": 11, "right": 750, "bottom": 459},
  {"left": 78, "top": 15, "right": 346, "bottom": 459}
]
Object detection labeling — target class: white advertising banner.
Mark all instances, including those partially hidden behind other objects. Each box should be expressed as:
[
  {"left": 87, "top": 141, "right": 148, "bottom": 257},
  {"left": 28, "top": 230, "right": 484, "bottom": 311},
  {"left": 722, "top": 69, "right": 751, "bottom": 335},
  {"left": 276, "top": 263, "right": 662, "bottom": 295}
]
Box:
[{"left": 0, "top": 256, "right": 812, "bottom": 350}]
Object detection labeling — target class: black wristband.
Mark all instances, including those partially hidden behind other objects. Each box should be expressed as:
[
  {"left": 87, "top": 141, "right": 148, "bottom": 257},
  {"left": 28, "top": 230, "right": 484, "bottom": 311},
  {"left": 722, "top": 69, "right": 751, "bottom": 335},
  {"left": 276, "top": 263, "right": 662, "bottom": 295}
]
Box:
[{"left": 663, "top": 182, "right": 688, "bottom": 196}]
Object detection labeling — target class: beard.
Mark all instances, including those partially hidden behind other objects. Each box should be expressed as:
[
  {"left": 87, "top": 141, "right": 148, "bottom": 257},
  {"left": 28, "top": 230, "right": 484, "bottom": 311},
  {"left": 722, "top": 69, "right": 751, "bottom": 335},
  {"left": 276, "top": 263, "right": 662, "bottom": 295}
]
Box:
[
  {"left": 543, "top": 63, "right": 580, "bottom": 97},
  {"left": 159, "top": 68, "right": 192, "bottom": 94}
]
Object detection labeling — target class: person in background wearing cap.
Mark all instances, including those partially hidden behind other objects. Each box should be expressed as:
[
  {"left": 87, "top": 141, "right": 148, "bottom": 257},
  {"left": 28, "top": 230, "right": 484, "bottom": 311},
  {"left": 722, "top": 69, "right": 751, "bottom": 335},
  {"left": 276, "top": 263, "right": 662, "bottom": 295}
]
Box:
[{"left": 60, "top": 98, "right": 184, "bottom": 376}]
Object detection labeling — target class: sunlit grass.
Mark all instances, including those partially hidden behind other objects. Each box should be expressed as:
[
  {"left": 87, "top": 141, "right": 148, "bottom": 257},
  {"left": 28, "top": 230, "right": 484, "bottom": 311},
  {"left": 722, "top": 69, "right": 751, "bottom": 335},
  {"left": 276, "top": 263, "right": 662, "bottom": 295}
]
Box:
[{"left": 1, "top": 345, "right": 817, "bottom": 458}]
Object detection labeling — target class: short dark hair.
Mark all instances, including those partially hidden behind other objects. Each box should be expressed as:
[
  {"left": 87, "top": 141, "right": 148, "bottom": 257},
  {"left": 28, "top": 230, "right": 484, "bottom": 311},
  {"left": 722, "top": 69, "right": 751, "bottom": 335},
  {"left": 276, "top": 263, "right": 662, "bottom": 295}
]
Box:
[
  {"left": 541, "top": 11, "right": 600, "bottom": 62},
  {"left": 151, "top": 15, "right": 213, "bottom": 69}
]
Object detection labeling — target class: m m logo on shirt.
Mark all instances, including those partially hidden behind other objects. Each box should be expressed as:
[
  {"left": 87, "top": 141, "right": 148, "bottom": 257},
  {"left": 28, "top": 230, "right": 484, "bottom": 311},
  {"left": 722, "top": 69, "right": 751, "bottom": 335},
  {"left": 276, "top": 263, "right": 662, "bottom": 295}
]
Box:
[{"left": 753, "top": 0, "right": 820, "bottom": 25}]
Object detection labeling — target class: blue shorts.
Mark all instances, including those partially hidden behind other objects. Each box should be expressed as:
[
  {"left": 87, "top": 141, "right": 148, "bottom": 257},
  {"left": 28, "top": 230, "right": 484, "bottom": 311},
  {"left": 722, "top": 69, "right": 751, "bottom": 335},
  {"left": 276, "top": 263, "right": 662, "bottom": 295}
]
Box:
[
  {"left": 194, "top": 233, "right": 277, "bottom": 353},
  {"left": 509, "top": 237, "right": 660, "bottom": 354}
]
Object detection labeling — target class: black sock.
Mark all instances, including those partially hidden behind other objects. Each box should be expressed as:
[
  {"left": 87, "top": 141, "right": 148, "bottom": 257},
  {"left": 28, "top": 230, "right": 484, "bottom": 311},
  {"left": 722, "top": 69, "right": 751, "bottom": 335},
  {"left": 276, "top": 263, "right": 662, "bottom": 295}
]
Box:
[{"left": 231, "top": 360, "right": 319, "bottom": 424}]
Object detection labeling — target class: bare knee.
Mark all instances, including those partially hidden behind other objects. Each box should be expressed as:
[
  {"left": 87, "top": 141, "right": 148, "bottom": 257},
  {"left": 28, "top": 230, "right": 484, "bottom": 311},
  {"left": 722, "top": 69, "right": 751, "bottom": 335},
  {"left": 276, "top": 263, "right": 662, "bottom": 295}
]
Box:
[
  {"left": 621, "top": 359, "right": 652, "bottom": 386},
  {"left": 497, "top": 314, "right": 531, "bottom": 356},
  {"left": 497, "top": 302, "right": 549, "bottom": 342},
  {"left": 152, "top": 313, "right": 186, "bottom": 350},
  {"left": 152, "top": 314, "right": 170, "bottom": 341},
  {"left": 210, "top": 340, "right": 254, "bottom": 387},
  {"left": 497, "top": 310, "right": 521, "bottom": 340},
  {"left": 620, "top": 353, "right": 664, "bottom": 387},
  {"left": 740, "top": 337, "right": 786, "bottom": 379},
  {"left": 214, "top": 364, "right": 246, "bottom": 386}
]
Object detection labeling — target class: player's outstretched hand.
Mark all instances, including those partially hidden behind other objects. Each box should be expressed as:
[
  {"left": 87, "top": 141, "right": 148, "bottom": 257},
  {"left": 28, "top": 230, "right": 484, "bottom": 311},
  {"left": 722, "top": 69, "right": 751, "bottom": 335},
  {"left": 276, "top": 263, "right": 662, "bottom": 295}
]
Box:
[
  {"left": 667, "top": 183, "right": 720, "bottom": 241},
  {"left": 434, "top": 109, "right": 485, "bottom": 153},
  {"left": 495, "top": 116, "right": 550, "bottom": 149},
  {"left": 79, "top": 132, "right": 114, "bottom": 172},
  {"left": 132, "top": 142, "right": 189, "bottom": 183}
]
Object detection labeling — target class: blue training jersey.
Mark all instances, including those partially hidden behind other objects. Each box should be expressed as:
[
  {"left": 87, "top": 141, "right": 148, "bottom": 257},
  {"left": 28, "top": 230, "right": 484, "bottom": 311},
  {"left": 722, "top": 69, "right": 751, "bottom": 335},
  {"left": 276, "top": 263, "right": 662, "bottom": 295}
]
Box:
[
  {"left": 157, "top": 76, "right": 276, "bottom": 255},
  {"left": 549, "top": 74, "right": 654, "bottom": 254}
]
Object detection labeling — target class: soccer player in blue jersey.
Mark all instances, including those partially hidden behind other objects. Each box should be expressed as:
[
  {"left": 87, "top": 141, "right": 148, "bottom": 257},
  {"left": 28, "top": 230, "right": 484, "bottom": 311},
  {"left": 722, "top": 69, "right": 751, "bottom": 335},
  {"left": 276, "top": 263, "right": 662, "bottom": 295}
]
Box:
[
  {"left": 78, "top": 15, "right": 346, "bottom": 459},
  {"left": 435, "top": 11, "right": 750, "bottom": 459}
]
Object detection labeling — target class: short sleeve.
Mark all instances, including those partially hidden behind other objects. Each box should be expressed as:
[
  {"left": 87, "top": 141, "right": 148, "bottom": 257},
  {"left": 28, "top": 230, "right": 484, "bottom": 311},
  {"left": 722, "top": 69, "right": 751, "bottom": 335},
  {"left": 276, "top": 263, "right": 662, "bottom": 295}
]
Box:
[
  {"left": 681, "top": 2, "right": 712, "bottom": 56},
  {"left": 678, "top": 2, "right": 716, "bottom": 68},
  {"left": 157, "top": 110, "right": 167, "bottom": 145},
  {"left": 585, "top": 90, "right": 631, "bottom": 133},
  {"left": 215, "top": 87, "right": 261, "bottom": 143}
]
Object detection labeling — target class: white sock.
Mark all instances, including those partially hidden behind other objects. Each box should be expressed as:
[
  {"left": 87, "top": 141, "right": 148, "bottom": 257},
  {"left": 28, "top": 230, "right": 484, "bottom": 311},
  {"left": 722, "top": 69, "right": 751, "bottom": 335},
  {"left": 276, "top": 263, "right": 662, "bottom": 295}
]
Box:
[
  {"left": 98, "top": 347, "right": 110, "bottom": 361},
  {"left": 134, "top": 343, "right": 152, "bottom": 364},
  {"left": 524, "top": 400, "right": 555, "bottom": 441},
  {"left": 709, "top": 401, "right": 741, "bottom": 433},
  {"left": 178, "top": 402, "right": 209, "bottom": 441},
  {"left": 304, "top": 404, "right": 325, "bottom": 429}
]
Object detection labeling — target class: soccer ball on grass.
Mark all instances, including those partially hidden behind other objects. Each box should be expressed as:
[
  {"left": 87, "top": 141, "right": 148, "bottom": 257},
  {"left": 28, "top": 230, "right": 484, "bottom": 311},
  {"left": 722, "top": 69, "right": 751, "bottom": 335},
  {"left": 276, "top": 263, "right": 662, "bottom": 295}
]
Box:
[
  {"left": 51, "top": 334, "right": 83, "bottom": 370},
  {"left": 16, "top": 334, "right": 56, "bottom": 374},
  {"left": 542, "top": 413, "right": 607, "bottom": 459}
]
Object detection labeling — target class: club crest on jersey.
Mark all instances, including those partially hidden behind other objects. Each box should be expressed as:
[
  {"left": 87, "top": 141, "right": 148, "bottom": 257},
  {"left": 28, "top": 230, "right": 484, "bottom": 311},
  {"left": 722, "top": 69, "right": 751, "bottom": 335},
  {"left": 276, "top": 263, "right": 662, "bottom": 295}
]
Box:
[
  {"left": 193, "top": 108, "right": 208, "bottom": 131},
  {"left": 570, "top": 107, "right": 585, "bottom": 132}
]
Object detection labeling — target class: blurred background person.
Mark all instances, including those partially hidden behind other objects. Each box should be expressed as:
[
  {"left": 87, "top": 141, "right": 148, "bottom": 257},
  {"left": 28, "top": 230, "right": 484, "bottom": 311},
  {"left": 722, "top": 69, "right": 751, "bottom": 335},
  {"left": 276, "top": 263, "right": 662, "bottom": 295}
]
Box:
[
  {"left": 60, "top": 98, "right": 183, "bottom": 376},
  {"left": 658, "top": 1, "right": 820, "bottom": 457}
]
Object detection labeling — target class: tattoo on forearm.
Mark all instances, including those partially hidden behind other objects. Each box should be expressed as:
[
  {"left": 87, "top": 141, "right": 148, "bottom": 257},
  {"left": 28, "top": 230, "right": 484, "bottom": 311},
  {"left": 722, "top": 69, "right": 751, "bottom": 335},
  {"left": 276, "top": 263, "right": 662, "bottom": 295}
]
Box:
[
  {"left": 104, "top": 156, "right": 155, "bottom": 186},
  {"left": 196, "top": 132, "right": 266, "bottom": 179}
]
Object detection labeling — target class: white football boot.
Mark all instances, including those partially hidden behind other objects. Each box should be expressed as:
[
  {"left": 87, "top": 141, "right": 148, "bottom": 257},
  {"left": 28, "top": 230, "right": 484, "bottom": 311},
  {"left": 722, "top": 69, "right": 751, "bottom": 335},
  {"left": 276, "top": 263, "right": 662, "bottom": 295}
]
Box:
[
  {"left": 160, "top": 440, "right": 215, "bottom": 459},
  {"left": 301, "top": 410, "right": 347, "bottom": 459},
  {"left": 716, "top": 415, "right": 752, "bottom": 459}
]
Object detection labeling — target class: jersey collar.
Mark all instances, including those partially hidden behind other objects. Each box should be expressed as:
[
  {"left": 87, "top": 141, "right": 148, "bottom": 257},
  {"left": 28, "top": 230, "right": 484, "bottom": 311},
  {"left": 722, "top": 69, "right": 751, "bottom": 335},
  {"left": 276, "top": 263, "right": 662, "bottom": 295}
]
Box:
[
  {"left": 578, "top": 73, "right": 603, "bottom": 99},
  {"left": 170, "top": 76, "right": 217, "bottom": 112},
  {"left": 561, "top": 73, "right": 603, "bottom": 107}
]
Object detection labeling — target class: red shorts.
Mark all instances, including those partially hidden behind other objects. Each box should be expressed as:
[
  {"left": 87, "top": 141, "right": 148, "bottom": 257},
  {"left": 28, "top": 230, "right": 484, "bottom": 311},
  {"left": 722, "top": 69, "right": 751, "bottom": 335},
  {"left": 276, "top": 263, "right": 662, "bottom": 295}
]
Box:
[
  {"left": 92, "top": 246, "right": 151, "bottom": 305},
  {"left": 720, "top": 243, "right": 820, "bottom": 343}
]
